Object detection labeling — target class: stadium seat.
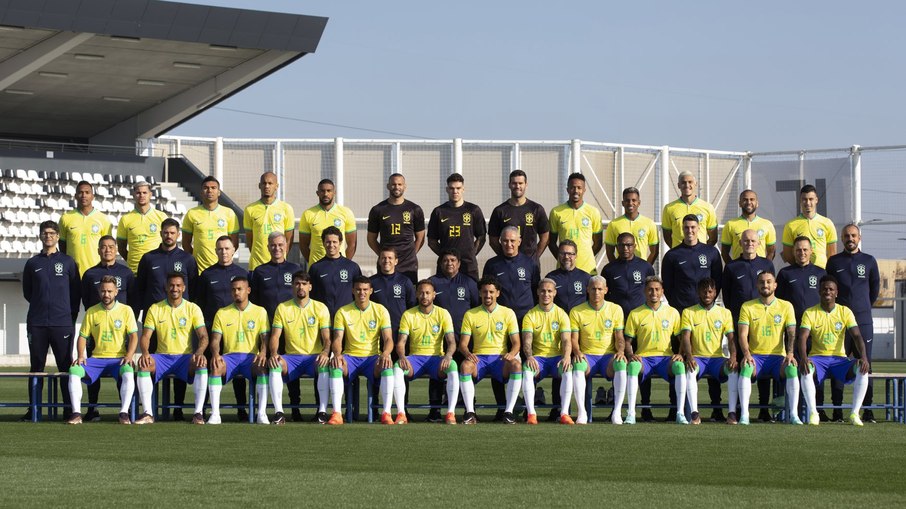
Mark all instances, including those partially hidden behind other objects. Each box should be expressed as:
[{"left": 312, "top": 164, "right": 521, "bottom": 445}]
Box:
[
  {"left": 15, "top": 169, "right": 26, "bottom": 181},
  {"left": 12, "top": 196, "right": 24, "bottom": 209},
  {"left": 71, "top": 172, "right": 83, "bottom": 183},
  {"left": 97, "top": 186, "right": 110, "bottom": 198},
  {"left": 9, "top": 225, "right": 20, "bottom": 237},
  {"left": 15, "top": 210, "right": 27, "bottom": 223},
  {"left": 1, "top": 210, "right": 14, "bottom": 223},
  {"left": 92, "top": 173, "right": 105, "bottom": 184},
  {"left": 27, "top": 170, "right": 39, "bottom": 182},
  {"left": 2, "top": 169, "right": 13, "bottom": 180}
]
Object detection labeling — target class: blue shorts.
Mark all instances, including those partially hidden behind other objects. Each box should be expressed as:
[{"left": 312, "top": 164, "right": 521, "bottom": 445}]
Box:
[
  {"left": 528, "top": 356, "right": 563, "bottom": 380},
  {"left": 639, "top": 356, "right": 672, "bottom": 382},
  {"left": 224, "top": 353, "right": 256, "bottom": 383},
  {"left": 585, "top": 354, "right": 615, "bottom": 379},
  {"left": 809, "top": 355, "right": 857, "bottom": 385},
  {"left": 474, "top": 354, "right": 505, "bottom": 383},
  {"left": 285, "top": 354, "right": 319, "bottom": 381},
  {"left": 749, "top": 354, "right": 783, "bottom": 381},
  {"left": 81, "top": 358, "right": 126, "bottom": 384},
  {"left": 693, "top": 357, "right": 728, "bottom": 382},
  {"left": 407, "top": 355, "right": 446, "bottom": 380},
  {"left": 345, "top": 355, "right": 378, "bottom": 382},
  {"left": 152, "top": 353, "right": 193, "bottom": 383}
]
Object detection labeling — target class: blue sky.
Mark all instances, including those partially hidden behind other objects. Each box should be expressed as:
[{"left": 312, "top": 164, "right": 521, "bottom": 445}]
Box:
[{"left": 173, "top": 1, "right": 906, "bottom": 152}]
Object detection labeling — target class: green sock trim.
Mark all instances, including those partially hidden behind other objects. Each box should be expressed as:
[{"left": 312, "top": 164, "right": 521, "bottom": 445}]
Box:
[
  {"left": 317, "top": 366, "right": 329, "bottom": 374},
  {"left": 444, "top": 359, "right": 458, "bottom": 374},
  {"left": 209, "top": 376, "right": 223, "bottom": 385},
  {"left": 627, "top": 361, "right": 642, "bottom": 376},
  {"left": 119, "top": 364, "right": 134, "bottom": 375},
  {"left": 671, "top": 361, "right": 685, "bottom": 375},
  {"left": 330, "top": 368, "right": 343, "bottom": 378},
  {"left": 196, "top": 368, "right": 208, "bottom": 375},
  {"left": 69, "top": 365, "right": 86, "bottom": 377},
  {"left": 381, "top": 368, "right": 394, "bottom": 377},
  {"left": 613, "top": 359, "right": 627, "bottom": 371},
  {"left": 137, "top": 371, "right": 152, "bottom": 378},
  {"left": 784, "top": 364, "right": 798, "bottom": 378},
  {"left": 740, "top": 364, "right": 754, "bottom": 378},
  {"left": 256, "top": 375, "right": 268, "bottom": 384},
  {"left": 509, "top": 372, "right": 523, "bottom": 381},
  {"left": 573, "top": 360, "right": 588, "bottom": 371},
  {"left": 722, "top": 364, "right": 730, "bottom": 376},
  {"left": 459, "top": 374, "right": 472, "bottom": 383},
  {"left": 269, "top": 367, "right": 282, "bottom": 374}
]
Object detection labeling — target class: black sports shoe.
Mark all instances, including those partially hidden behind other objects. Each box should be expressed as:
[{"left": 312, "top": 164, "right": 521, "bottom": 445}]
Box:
[
  {"left": 237, "top": 408, "right": 249, "bottom": 422},
  {"left": 595, "top": 387, "right": 607, "bottom": 405},
  {"left": 84, "top": 408, "right": 101, "bottom": 422},
  {"left": 758, "top": 409, "right": 774, "bottom": 423},
  {"left": 272, "top": 412, "right": 286, "bottom": 426},
  {"left": 172, "top": 409, "right": 185, "bottom": 421},
  {"left": 832, "top": 409, "right": 844, "bottom": 423},
  {"left": 817, "top": 410, "right": 831, "bottom": 422},
  {"left": 19, "top": 411, "right": 34, "bottom": 422},
  {"left": 424, "top": 410, "right": 443, "bottom": 423},
  {"left": 666, "top": 408, "right": 677, "bottom": 422},
  {"left": 502, "top": 411, "right": 516, "bottom": 424},
  {"left": 641, "top": 409, "right": 656, "bottom": 422},
  {"left": 709, "top": 409, "right": 726, "bottom": 422},
  {"left": 291, "top": 410, "right": 304, "bottom": 422},
  {"left": 315, "top": 412, "right": 329, "bottom": 424},
  {"left": 463, "top": 412, "right": 478, "bottom": 424},
  {"left": 493, "top": 409, "right": 505, "bottom": 422},
  {"left": 862, "top": 410, "right": 877, "bottom": 423},
  {"left": 546, "top": 408, "right": 560, "bottom": 422}
]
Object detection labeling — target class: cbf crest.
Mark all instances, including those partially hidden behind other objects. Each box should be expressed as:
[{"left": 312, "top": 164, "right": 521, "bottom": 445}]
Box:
[
  {"left": 604, "top": 319, "right": 613, "bottom": 329},
  {"left": 178, "top": 317, "right": 187, "bottom": 327},
  {"left": 573, "top": 281, "right": 583, "bottom": 293},
  {"left": 149, "top": 224, "right": 158, "bottom": 233},
  {"left": 307, "top": 316, "right": 316, "bottom": 326},
  {"left": 857, "top": 264, "right": 866, "bottom": 277},
  {"left": 661, "top": 319, "right": 669, "bottom": 329},
  {"left": 339, "top": 269, "right": 349, "bottom": 282},
  {"left": 698, "top": 254, "right": 708, "bottom": 267},
  {"left": 283, "top": 272, "right": 292, "bottom": 284},
  {"left": 816, "top": 228, "right": 825, "bottom": 238},
  {"left": 368, "top": 320, "right": 377, "bottom": 330},
  {"left": 393, "top": 284, "right": 402, "bottom": 296},
  {"left": 432, "top": 324, "right": 440, "bottom": 334},
  {"left": 114, "top": 319, "right": 123, "bottom": 329},
  {"left": 633, "top": 270, "right": 642, "bottom": 283},
  {"left": 54, "top": 262, "right": 63, "bottom": 275},
  {"left": 552, "top": 321, "right": 560, "bottom": 331},
  {"left": 808, "top": 275, "right": 818, "bottom": 288},
  {"left": 217, "top": 219, "right": 226, "bottom": 228},
  {"left": 834, "top": 321, "right": 843, "bottom": 331},
  {"left": 525, "top": 212, "right": 534, "bottom": 226},
  {"left": 333, "top": 218, "right": 342, "bottom": 228},
  {"left": 457, "top": 287, "right": 466, "bottom": 299},
  {"left": 581, "top": 217, "right": 590, "bottom": 227},
  {"left": 696, "top": 214, "right": 703, "bottom": 222},
  {"left": 495, "top": 322, "right": 504, "bottom": 331},
  {"left": 115, "top": 276, "right": 122, "bottom": 288},
  {"left": 462, "top": 213, "right": 472, "bottom": 225},
  {"left": 517, "top": 267, "right": 526, "bottom": 279},
  {"left": 173, "top": 261, "right": 183, "bottom": 273},
  {"left": 91, "top": 224, "right": 100, "bottom": 233},
  {"left": 714, "top": 320, "right": 723, "bottom": 330},
  {"left": 773, "top": 314, "right": 782, "bottom": 324},
  {"left": 246, "top": 320, "right": 256, "bottom": 330},
  {"left": 402, "top": 211, "right": 411, "bottom": 224},
  {"left": 273, "top": 213, "right": 283, "bottom": 223},
  {"left": 638, "top": 228, "right": 646, "bottom": 239}
]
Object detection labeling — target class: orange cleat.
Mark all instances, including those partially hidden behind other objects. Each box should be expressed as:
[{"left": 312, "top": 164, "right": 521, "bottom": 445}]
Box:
[
  {"left": 445, "top": 412, "right": 457, "bottom": 425},
  {"left": 526, "top": 413, "right": 538, "bottom": 425},
  {"left": 394, "top": 412, "right": 408, "bottom": 425},
  {"left": 380, "top": 412, "right": 395, "bottom": 425},
  {"left": 559, "top": 414, "right": 575, "bottom": 425},
  {"left": 327, "top": 412, "right": 344, "bottom": 426}
]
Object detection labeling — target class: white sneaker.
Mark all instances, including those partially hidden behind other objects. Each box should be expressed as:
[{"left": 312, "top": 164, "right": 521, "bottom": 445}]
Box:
[
  {"left": 206, "top": 413, "right": 222, "bottom": 425},
  {"left": 576, "top": 412, "right": 588, "bottom": 425},
  {"left": 611, "top": 412, "right": 623, "bottom": 425},
  {"left": 257, "top": 414, "right": 270, "bottom": 425}
]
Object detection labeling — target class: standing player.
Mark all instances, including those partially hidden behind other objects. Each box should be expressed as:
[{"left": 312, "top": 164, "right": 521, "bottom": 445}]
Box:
[
  {"left": 393, "top": 280, "right": 461, "bottom": 425},
  {"left": 458, "top": 276, "right": 522, "bottom": 425},
  {"left": 244, "top": 172, "right": 295, "bottom": 272},
  {"left": 679, "top": 278, "right": 737, "bottom": 425},
  {"left": 826, "top": 224, "right": 879, "bottom": 422},
  {"left": 134, "top": 273, "right": 209, "bottom": 425},
  {"left": 661, "top": 171, "right": 718, "bottom": 248},
  {"left": 569, "top": 276, "right": 628, "bottom": 425},
  {"left": 623, "top": 276, "right": 685, "bottom": 424},
  {"left": 208, "top": 277, "right": 270, "bottom": 424},
  {"left": 59, "top": 180, "right": 112, "bottom": 276},
  {"left": 781, "top": 184, "right": 837, "bottom": 269},
  {"left": 603, "top": 232, "right": 655, "bottom": 319},
  {"left": 427, "top": 173, "right": 486, "bottom": 281},
  {"left": 548, "top": 173, "right": 603, "bottom": 274},
  {"left": 22, "top": 220, "right": 80, "bottom": 421},
  {"left": 117, "top": 181, "right": 168, "bottom": 275},
  {"left": 736, "top": 272, "right": 800, "bottom": 425},
  {"left": 488, "top": 169, "right": 550, "bottom": 259},
  {"left": 181, "top": 176, "right": 239, "bottom": 273},
  {"left": 65, "top": 276, "right": 137, "bottom": 425},
  {"left": 326, "top": 276, "right": 395, "bottom": 425},
  {"left": 266, "top": 271, "right": 332, "bottom": 425},
  {"left": 720, "top": 190, "right": 776, "bottom": 264},
  {"left": 521, "top": 279, "right": 574, "bottom": 425},
  {"left": 798, "top": 275, "right": 871, "bottom": 426},
  {"left": 367, "top": 173, "right": 425, "bottom": 284},
  {"left": 298, "top": 178, "right": 357, "bottom": 267},
  {"left": 604, "top": 187, "right": 659, "bottom": 264}
]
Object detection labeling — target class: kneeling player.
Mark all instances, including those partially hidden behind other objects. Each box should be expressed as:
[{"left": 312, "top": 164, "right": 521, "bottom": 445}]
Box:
[
  {"left": 737, "top": 271, "right": 800, "bottom": 425},
  {"left": 394, "top": 280, "right": 460, "bottom": 424},
  {"left": 570, "top": 276, "right": 627, "bottom": 424},
  {"left": 798, "top": 275, "right": 871, "bottom": 426},
  {"left": 135, "top": 273, "right": 209, "bottom": 425},
  {"left": 679, "top": 278, "right": 737, "bottom": 425},
  {"left": 209, "top": 276, "right": 270, "bottom": 424},
  {"left": 458, "top": 276, "right": 522, "bottom": 425},
  {"left": 624, "top": 276, "right": 685, "bottom": 424},
  {"left": 66, "top": 276, "right": 138, "bottom": 425},
  {"left": 267, "top": 271, "right": 332, "bottom": 425},
  {"left": 327, "top": 276, "right": 395, "bottom": 425},
  {"left": 522, "top": 278, "right": 574, "bottom": 424}
]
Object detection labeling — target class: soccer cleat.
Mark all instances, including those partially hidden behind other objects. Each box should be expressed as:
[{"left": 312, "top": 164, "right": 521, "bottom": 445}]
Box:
[
  {"left": 576, "top": 414, "right": 588, "bottom": 425},
  {"left": 118, "top": 412, "right": 132, "bottom": 425},
  {"left": 85, "top": 409, "right": 101, "bottom": 422},
  {"left": 535, "top": 387, "right": 546, "bottom": 406},
  {"left": 207, "top": 414, "right": 222, "bottom": 425},
  {"left": 502, "top": 411, "right": 516, "bottom": 424},
  {"left": 808, "top": 412, "right": 820, "bottom": 426},
  {"left": 172, "top": 408, "right": 185, "bottom": 422},
  {"left": 726, "top": 412, "right": 738, "bottom": 425},
  {"left": 559, "top": 414, "right": 575, "bottom": 425},
  {"left": 666, "top": 408, "right": 677, "bottom": 422},
  {"left": 738, "top": 416, "right": 750, "bottom": 425},
  {"left": 19, "top": 411, "right": 34, "bottom": 422},
  {"left": 272, "top": 412, "right": 286, "bottom": 426},
  {"left": 134, "top": 413, "right": 154, "bottom": 425},
  {"left": 327, "top": 412, "right": 344, "bottom": 425},
  {"left": 463, "top": 412, "right": 478, "bottom": 425},
  {"left": 849, "top": 413, "right": 863, "bottom": 427},
  {"left": 316, "top": 412, "right": 329, "bottom": 424},
  {"left": 380, "top": 412, "right": 395, "bottom": 425},
  {"left": 758, "top": 409, "right": 774, "bottom": 423},
  {"left": 237, "top": 408, "right": 249, "bottom": 422},
  {"left": 425, "top": 410, "right": 443, "bottom": 423},
  {"left": 395, "top": 412, "right": 408, "bottom": 425},
  {"left": 862, "top": 410, "right": 877, "bottom": 423},
  {"left": 191, "top": 412, "right": 205, "bottom": 425},
  {"left": 676, "top": 413, "right": 689, "bottom": 425},
  {"left": 257, "top": 414, "right": 270, "bottom": 425},
  {"left": 444, "top": 412, "right": 457, "bottom": 425},
  {"left": 65, "top": 412, "right": 83, "bottom": 425},
  {"left": 292, "top": 410, "right": 304, "bottom": 422},
  {"left": 817, "top": 409, "right": 831, "bottom": 422},
  {"left": 546, "top": 409, "right": 560, "bottom": 422},
  {"left": 790, "top": 415, "right": 803, "bottom": 425},
  {"left": 611, "top": 412, "right": 623, "bottom": 425},
  {"left": 526, "top": 413, "right": 538, "bottom": 425},
  {"left": 690, "top": 411, "right": 701, "bottom": 425},
  {"left": 493, "top": 409, "right": 505, "bottom": 422},
  {"left": 624, "top": 414, "right": 636, "bottom": 425}
]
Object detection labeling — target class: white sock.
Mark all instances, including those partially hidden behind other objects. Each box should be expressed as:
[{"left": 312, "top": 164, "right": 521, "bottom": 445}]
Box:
[
  {"left": 674, "top": 372, "right": 687, "bottom": 418},
  {"left": 269, "top": 370, "right": 284, "bottom": 414},
  {"left": 504, "top": 374, "right": 523, "bottom": 413},
  {"left": 193, "top": 370, "right": 208, "bottom": 414},
  {"left": 317, "top": 371, "right": 330, "bottom": 413},
  {"left": 330, "top": 374, "right": 344, "bottom": 413},
  {"left": 559, "top": 372, "right": 574, "bottom": 418},
  {"left": 138, "top": 372, "right": 154, "bottom": 415},
  {"left": 686, "top": 372, "right": 699, "bottom": 414},
  {"left": 739, "top": 375, "right": 752, "bottom": 420},
  {"left": 522, "top": 369, "right": 536, "bottom": 415},
  {"left": 393, "top": 366, "right": 406, "bottom": 415},
  {"left": 460, "top": 376, "right": 475, "bottom": 413},
  {"left": 445, "top": 372, "right": 460, "bottom": 413},
  {"left": 572, "top": 371, "right": 585, "bottom": 421},
  {"left": 69, "top": 374, "right": 82, "bottom": 414},
  {"left": 612, "top": 369, "right": 627, "bottom": 417},
  {"left": 786, "top": 374, "right": 800, "bottom": 421},
  {"left": 256, "top": 377, "right": 268, "bottom": 419},
  {"left": 209, "top": 378, "right": 223, "bottom": 417},
  {"left": 380, "top": 371, "right": 395, "bottom": 415},
  {"left": 801, "top": 372, "right": 816, "bottom": 417},
  {"left": 119, "top": 372, "right": 135, "bottom": 414},
  {"left": 851, "top": 371, "right": 868, "bottom": 415},
  {"left": 627, "top": 374, "right": 639, "bottom": 417},
  {"left": 728, "top": 372, "right": 739, "bottom": 416}
]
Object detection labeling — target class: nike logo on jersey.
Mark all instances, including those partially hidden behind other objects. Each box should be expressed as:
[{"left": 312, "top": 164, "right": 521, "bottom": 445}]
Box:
[
  {"left": 210, "top": 281, "right": 219, "bottom": 284},
  {"left": 436, "top": 291, "right": 443, "bottom": 295},
  {"left": 68, "top": 226, "right": 77, "bottom": 230},
  {"left": 496, "top": 273, "right": 505, "bottom": 276},
  {"left": 159, "top": 320, "right": 166, "bottom": 323},
  {"left": 34, "top": 268, "right": 43, "bottom": 272},
  {"left": 582, "top": 323, "right": 590, "bottom": 327},
  {"left": 678, "top": 261, "right": 687, "bottom": 265},
  {"left": 693, "top": 323, "right": 701, "bottom": 327},
  {"left": 836, "top": 269, "right": 844, "bottom": 272},
  {"left": 613, "top": 276, "right": 621, "bottom": 280},
  {"left": 503, "top": 218, "right": 512, "bottom": 223},
  {"left": 789, "top": 279, "right": 797, "bottom": 283},
  {"left": 63, "top": 335, "right": 70, "bottom": 339},
  {"left": 866, "top": 338, "right": 873, "bottom": 343},
  {"left": 440, "top": 218, "right": 449, "bottom": 223},
  {"left": 227, "top": 323, "right": 234, "bottom": 327},
  {"left": 93, "top": 281, "right": 100, "bottom": 285},
  {"left": 382, "top": 215, "right": 391, "bottom": 220},
  {"left": 152, "top": 266, "right": 160, "bottom": 270},
  {"left": 373, "top": 289, "right": 382, "bottom": 293},
  {"left": 286, "top": 319, "right": 295, "bottom": 323},
  {"left": 320, "top": 274, "right": 328, "bottom": 277},
  {"left": 263, "top": 277, "right": 272, "bottom": 281},
  {"left": 736, "top": 275, "right": 745, "bottom": 279}
]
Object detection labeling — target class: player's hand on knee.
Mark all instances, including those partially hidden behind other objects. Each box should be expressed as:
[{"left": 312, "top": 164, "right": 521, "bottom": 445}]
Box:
[
  {"left": 525, "top": 355, "right": 539, "bottom": 373},
  {"left": 211, "top": 354, "right": 224, "bottom": 371},
  {"left": 726, "top": 358, "right": 738, "bottom": 372},
  {"left": 378, "top": 353, "right": 392, "bottom": 370},
  {"left": 685, "top": 357, "right": 697, "bottom": 372},
  {"left": 397, "top": 355, "right": 411, "bottom": 372},
  {"left": 858, "top": 358, "right": 870, "bottom": 374},
  {"left": 558, "top": 357, "right": 572, "bottom": 373},
  {"left": 139, "top": 354, "right": 152, "bottom": 370},
  {"left": 268, "top": 355, "right": 281, "bottom": 369},
  {"left": 466, "top": 352, "right": 478, "bottom": 363},
  {"left": 611, "top": 352, "right": 622, "bottom": 364},
  {"left": 316, "top": 352, "right": 330, "bottom": 368}
]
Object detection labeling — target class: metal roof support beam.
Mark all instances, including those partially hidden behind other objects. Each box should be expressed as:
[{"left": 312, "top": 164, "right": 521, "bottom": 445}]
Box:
[{"left": 0, "top": 31, "right": 94, "bottom": 91}]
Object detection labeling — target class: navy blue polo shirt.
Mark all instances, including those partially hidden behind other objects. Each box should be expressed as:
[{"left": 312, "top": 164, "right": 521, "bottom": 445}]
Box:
[
  {"left": 309, "top": 256, "right": 362, "bottom": 319},
  {"left": 483, "top": 253, "right": 539, "bottom": 324},
  {"left": 545, "top": 268, "right": 591, "bottom": 312},
  {"left": 81, "top": 262, "right": 135, "bottom": 311},
  {"left": 23, "top": 250, "right": 80, "bottom": 326},
  {"left": 430, "top": 272, "right": 479, "bottom": 333},
  {"left": 603, "top": 257, "right": 655, "bottom": 319},
  {"left": 662, "top": 242, "right": 723, "bottom": 310}
]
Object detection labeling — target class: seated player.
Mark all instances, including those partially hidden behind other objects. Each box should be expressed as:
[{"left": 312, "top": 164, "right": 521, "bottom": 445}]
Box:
[
  {"left": 66, "top": 276, "right": 138, "bottom": 425},
  {"left": 327, "top": 276, "right": 395, "bottom": 425},
  {"left": 522, "top": 278, "right": 574, "bottom": 425},
  {"left": 570, "top": 276, "right": 627, "bottom": 425},
  {"left": 393, "top": 279, "right": 460, "bottom": 425},
  {"left": 679, "top": 278, "right": 737, "bottom": 425},
  {"left": 458, "top": 276, "right": 522, "bottom": 425},
  {"left": 208, "top": 276, "right": 270, "bottom": 424},
  {"left": 798, "top": 275, "right": 871, "bottom": 426},
  {"left": 736, "top": 271, "right": 801, "bottom": 425},
  {"left": 135, "top": 273, "right": 209, "bottom": 425},
  {"left": 266, "top": 271, "right": 332, "bottom": 425},
  {"left": 624, "top": 276, "right": 685, "bottom": 424}
]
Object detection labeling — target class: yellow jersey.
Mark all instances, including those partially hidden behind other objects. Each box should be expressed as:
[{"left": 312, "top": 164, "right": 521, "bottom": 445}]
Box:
[
  {"left": 143, "top": 299, "right": 205, "bottom": 355},
  {"left": 79, "top": 302, "right": 138, "bottom": 358},
  {"left": 738, "top": 298, "right": 796, "bottom": 356},
  {"left": 334, "top": 301, "right": 391, "bottom": 357},
  {"left": 680, "top": 304, "right": 733, "bottom": 358},
  {"left": 569, "top": 301, "right": 625, "bottom": 355},
  {"left": 548, "top": 202, "right": 603, "bottom": 274},
  {"left": 522, "top": 304, "right": 572, "bottom": 357},
  {"left": 625, "top": 304, "right": 681, "bottom": 357},
  {"left": 272, "top": 298, "right": 331, "bottom": 355},
  {"left": 116, "top": 207, "right": 168, "bottom": 274},
  {"left": 461, "top": 304, "right": 519, "bottom": 356},
  {"left": 59, "top": 208, "right": 112, "bottom": 276},
  {"left": 604, "top": 214, "right": 659, "bottom": 261},
  {"left": 212, "top": 302, "right": 269, "bottom": 354},
  {"left": 781, "top": 214, "right": 837, "bottom": 269},
  {"left": 720, "top": 215, "right": 777, "bottom": 260},
  {"left": 800, "top": 303, "right": 858, "bottom": 357},
  {"left": 661, "top": 198, "right": 717, "bottom": 247},
  {"left": 182, "top": 205, "right": 239, "bottom": 272},
  {"left": 399, "top": 305, "right": 455, "bottom": 356},
  {"left": 243, "top": 199, "right": 296, "bottom": 271},
  {"left": 298, "top": 203, "right": 357, "bottom": 266}
]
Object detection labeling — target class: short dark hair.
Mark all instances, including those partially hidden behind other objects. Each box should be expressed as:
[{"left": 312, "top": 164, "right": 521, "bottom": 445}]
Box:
[
  {"left": 321, "top": 226, "right": 342, "bottom": 242},
  {"left": 201, "top": 175, "right": 220, "bottom": 186},
  {"left": 231, "top": 275, "right": 249, "bottom": 286},
  {"left": 697, "top": 277, "right": 717, "bottom": 292},
  {"left": 509, "top": 169, "right": 526, "bottom": 181},
  {"left": 478, "top": 275, "right": 501, "bottom": 292},
  {"left": 292, "top": 270, "right": 311, "bottom": 283},
  {"left": 616, "top": 232, "right": 635, "bottom": 244},
  {"left": 388, "top": 173, "right": 404, "bottom": 181},
  {"left": 352, "top": 275, "right": 372, "bottom": 287},
  {"left": 99, "top": 275, "right": 118, "bottom": 286},
  {"left": 76, "top": 180, "right": 93, "bottom": 192},
  {"left": 446, "top": 173, "right": 464, "bottom": 185},
  {"left": 793, "top": 235, "right": 811, "bottom": 246},
  {"left": 98, "top": 234, "right": 116, "bottom": 244},
  {"left": 439, "top": 247, "right": 461, "bottom": 261},
  {"left": 379, "top": 246, "right": 397, "bottom": 257},
  {"left": 318, "top": 178, "right": 335, "bottom": 188},
  {"left": 166, "top": 272, "right": 186, "bottom": 284},
  {"left": 820, "top": 274, "right": 838, "bottom": 287},
  {"left": 800, "top": 184, "right": 818, "bottom": 196},
  {"left": 558, "top": 239, "right": 578, "bottom": 252},
  {"left": 416, "top": 279, "right": 435, "bottom": 291},
  {"left": 682, "top": 214, "right": 699, "bottom": 224},
  {"left": 40, "top": 220, "right": 59, "bottom": 233},
  {"left": 622, "top": 187, "right": 640, "bottom": 199},
  {"left": 567, "top": 172, "right": 586, "bottom": 183},
  {"left": 215, "top": 235, "right": 232, "bottom": 244},
  {"left": 161, "top": 218, "right": 180, "bottom": 230}
]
